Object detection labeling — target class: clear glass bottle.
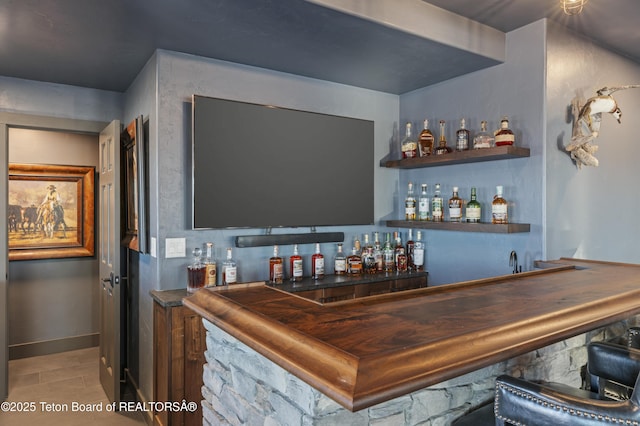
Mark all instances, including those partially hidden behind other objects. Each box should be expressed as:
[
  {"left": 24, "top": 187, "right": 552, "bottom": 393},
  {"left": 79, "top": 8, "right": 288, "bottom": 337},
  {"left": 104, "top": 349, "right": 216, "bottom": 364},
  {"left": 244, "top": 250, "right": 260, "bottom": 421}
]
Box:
[
  {"left": 495, "top": 116, "right": 515, "bottom": 146},
  {"left": 492, "top": 185, "right": 509, "bottom": 224},
  {"left": 311, "top": 243, "right": 324, "bottom": 280},
  {"left": 418, "top": 183, "right": 430, "bottom": 221},
  {"left": 413, "top": 231, "right": 425, "bottom": 271},
  {"left": 222, "top": 247, "right": 237, "bottom": 285},
  {"left": 405, "top": 182, "right": 416, "bottom": 220},
  {"left": 363, "top": 247, "right": 376, "bottom": 274},
  {"left": 473, "top": 120, "right": 494, "bottom": 149},
  {"left": 431, "top": 183, "right": 443, "bottom": 222},
  {"left": 466, "top": 187, "right": 481, "bottom": 223},
  {"left": 347, "top": 246, "right": 363, "bottom": 275},
  {"left": 418, "top": 119, "right": 435, "bottom": 157},
  {"left": 203, "top": 242, "right": 217, "bottom": 287},
  {"left": 187, "top": 247, "right": 206, "bottom": 293},
  {"left": 434, "top": 120, "right": 452, "bottom": 155},
  {"left": 448, "top": 186, "right": 463, "bottom": 222},
  {"left": 290, "top": 244, "right": 303, "bottom": 282},
  {"left": 405, "top": 228, "right": 415, "bottom": 271},
  {"left": 455, "top": 118, "right": 470, "bottom": 151},
  {"left": 269, "top": 245, "right": 284, "bottom": 284},
  {"left": 383, "top": 233, "right": 395, "bottom": 272},
  {"left": 401, "top": 122, "right": 417, "bottom": 159},
  {"left": 373, "top": 232, "right": 384, "bottom": 272},
  {"left": 333, "top": 243, "right": 346, "bottom": 275}
]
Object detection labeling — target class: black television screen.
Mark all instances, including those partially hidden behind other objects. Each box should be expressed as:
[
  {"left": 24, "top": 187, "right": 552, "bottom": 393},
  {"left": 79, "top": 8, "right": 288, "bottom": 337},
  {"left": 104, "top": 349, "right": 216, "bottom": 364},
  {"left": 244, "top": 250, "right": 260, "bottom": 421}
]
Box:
[{"left": 192, "top": 95, "right": 375, "bottom": 229}]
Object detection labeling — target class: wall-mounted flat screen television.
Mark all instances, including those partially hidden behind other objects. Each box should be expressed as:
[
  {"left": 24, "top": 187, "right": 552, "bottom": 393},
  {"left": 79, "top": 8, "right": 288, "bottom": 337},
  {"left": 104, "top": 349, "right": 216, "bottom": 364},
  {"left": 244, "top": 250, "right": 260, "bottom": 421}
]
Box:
[{"left": 192, "top": 95, "right": 375, "bottom": 229}]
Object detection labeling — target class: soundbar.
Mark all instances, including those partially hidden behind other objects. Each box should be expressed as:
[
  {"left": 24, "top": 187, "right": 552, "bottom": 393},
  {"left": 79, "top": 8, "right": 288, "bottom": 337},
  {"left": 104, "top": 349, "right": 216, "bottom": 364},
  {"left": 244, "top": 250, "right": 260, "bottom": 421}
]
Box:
[{"left": 235, "top": 232, "right": 344, "bottom": 248}]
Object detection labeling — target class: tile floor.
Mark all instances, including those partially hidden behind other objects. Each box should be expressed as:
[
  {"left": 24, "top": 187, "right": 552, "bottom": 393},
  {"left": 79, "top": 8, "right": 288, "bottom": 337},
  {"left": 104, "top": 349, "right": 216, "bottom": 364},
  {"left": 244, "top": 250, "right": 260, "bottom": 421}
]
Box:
[{"left": 0, "top": 347, "right": 147, "bottom": 426}]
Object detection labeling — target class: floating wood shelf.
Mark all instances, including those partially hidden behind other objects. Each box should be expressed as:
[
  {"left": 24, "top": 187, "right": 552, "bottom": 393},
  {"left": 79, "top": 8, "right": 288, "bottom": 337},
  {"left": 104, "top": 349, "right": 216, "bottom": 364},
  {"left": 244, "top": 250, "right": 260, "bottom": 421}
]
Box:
[
  {"left": 381, "top": 145, "right": 530, "bottom": 169},
  {"left": 386, "top": 220, "right": 530, "bottom": 234}
]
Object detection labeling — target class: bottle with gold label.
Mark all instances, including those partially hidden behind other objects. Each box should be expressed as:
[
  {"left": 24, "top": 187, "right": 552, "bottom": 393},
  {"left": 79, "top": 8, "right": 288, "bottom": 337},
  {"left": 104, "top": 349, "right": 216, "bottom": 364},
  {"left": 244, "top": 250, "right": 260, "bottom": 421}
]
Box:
[
  {"left": 495, "top": 116, "right": 515, "bottom": 146},
  {"left": 203, "top": 242, "right": 217, "bottom": 287},
  {"left": 434, "top": 120, "right": 452, "bottom": 155},
  {"left": 418, "top": 119, "right": 434, "bottom": 157},
  {"left": 401, "top": 122, "right": 417, "bottom": 159},
  {"left": 347, "top": 246, "right": 363, "bottom": 275},
  {"left": 405, "top": 182, "right": 416, "bottom": 220},
  {"left": 492, "top": 185, "right": 508, "bottom": 224}
]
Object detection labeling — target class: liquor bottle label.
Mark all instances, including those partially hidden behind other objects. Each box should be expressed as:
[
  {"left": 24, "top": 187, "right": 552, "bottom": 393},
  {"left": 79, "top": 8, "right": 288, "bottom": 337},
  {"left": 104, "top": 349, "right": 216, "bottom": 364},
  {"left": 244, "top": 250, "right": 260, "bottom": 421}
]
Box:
[
  {"left": 495, "top": 134, "right": 514, "bottom": 144},
  {"left": 225, "top": 266, "right": 237, "bottom": 284},
  {"left": 492, "top": 205, "right": 508, "bottom": 220},
  {"left": 205, "top": 264, "right": 217, "bottom": 286},
  {"left": 273, "top": 264, "right": 283, "bottom": 279},
  {"left": 314, "top": 258, "right": 324, "bottom": 275},
  {"left": 449, "top": 207, "right": 461, "bottom": 219},
  {"left": 466, "top": 207, "right": 481, "bottom": 220},
  {"left": 414, "top": 248, "right": 424, "bottom": 266},
  {"left": 334, "top": 259, "right": 346, "bottom": 273},
  {"left": 418, "top": 199, "right": 429, "bottom": 219},
  {"left": 292, "top": 259, "right": 303, "bottom": 277}
]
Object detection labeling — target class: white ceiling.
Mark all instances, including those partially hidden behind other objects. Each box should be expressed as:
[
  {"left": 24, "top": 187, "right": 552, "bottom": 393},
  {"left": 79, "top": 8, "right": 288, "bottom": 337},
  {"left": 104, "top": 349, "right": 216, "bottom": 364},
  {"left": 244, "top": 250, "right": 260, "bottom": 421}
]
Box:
[{"left": 0, "top": 0, "right": 637, "bottom": 94}]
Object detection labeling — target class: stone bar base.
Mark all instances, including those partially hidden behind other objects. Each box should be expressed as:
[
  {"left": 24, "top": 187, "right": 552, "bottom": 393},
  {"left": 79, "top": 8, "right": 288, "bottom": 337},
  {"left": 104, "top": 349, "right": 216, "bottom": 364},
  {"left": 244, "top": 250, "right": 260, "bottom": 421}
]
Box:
[{"left": 202, "top": 317, "right": 638, "bottom": 425}]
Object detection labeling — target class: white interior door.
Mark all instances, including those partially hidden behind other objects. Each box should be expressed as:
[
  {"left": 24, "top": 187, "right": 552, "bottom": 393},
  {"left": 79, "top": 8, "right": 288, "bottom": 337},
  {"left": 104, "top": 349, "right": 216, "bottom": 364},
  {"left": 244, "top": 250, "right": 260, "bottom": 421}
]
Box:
[{"left": 98, "top": 120, "right": 121, "bottom": 404}]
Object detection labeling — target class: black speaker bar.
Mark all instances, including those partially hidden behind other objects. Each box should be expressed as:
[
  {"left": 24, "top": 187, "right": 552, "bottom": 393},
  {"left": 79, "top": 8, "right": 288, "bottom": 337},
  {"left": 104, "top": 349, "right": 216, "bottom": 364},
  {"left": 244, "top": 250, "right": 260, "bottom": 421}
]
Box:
[{"left": 235, "top": 232, "right": 345, "bottom": 248}]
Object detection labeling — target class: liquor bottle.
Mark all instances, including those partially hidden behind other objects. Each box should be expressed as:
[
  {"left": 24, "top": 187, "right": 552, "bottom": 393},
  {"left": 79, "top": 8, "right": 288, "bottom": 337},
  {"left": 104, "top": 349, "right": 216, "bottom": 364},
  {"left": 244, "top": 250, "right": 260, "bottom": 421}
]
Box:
[
  {"left": 494, "top": 116, "right": 515, "bottom": 146},
  {"left": 347, "top": 246, "right": 363, "bottom": 275},
  {"left": 203, "top": 242, "right": 217, "bottom": 287},
  {"left": 363, "top": 247, "right": 377, "bottom": 274},
  {"left": 221, "top": 247, "right": 237, "bottom": 285},
  {"left": 434, "top": 120, "right": 452, "bottom": 155},
  {"left": 418, "top": 119, "right": 435, "bottom": 157},
  {"left": 353, "top": 235, "right": 362, "bottom": 256},
  {"left": 432, "top": 183, "right": 443, "bottom": 222},
  {"left": 394, "top": 232, "right": 407, "bottom": 272},
  {"left": 455, "top": 118, "right": 470, "bottom": 151},
  {"left": 269, "top": 245, "right": 284, "bottom": 284},
  {"left": 413, "top": 231, "right": 425, "bottom": 272},
  {"left": 466, "top": 187, "right": 481, "bottom": 223},
  {"left": 290, "top": 244, "right": 303, "bottom": 282},
  {"left": 492, "top": 185, "right": 509, "bottom": 224},
  {"left": 405, "top": 228, "right": 415, "bottom": 271},
  {"left": 383, "top": 233, "right": 395, "bottom": 272},
  {"left": 333, "top": 243, "right": 347, "bottom": 275},
  {"left": 373, "top": 232, "right": 384, "bottom": 272},
  {"left": 473, "top": 120, "right": 494, "bottom": 149},
  {"left": 405, "top": 182, "right": 416, "bottom": 221},
  {"left": 187, "top": 247, "right": 206, "bottom": 293},
  {"left": 400, "top": 122, "right": 417, "bottom": 159},
  {"left": 448, "top": 186, "right": 463, "bottom": 222},
  {"left": 418, "top": 183, "right": 430, "bottom": 221},
  {"left": 311, "top": 243, "right": 325, "bottom": 280}
]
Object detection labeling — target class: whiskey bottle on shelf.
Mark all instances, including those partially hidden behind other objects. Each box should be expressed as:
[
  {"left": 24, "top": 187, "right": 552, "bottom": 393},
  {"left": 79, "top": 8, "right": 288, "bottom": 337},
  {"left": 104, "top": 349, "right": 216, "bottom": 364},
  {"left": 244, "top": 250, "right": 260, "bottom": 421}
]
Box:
[
  {"left": 203, "top": 242, "right": 217, "bottom": 287},
  {"left": 473, "top": 120, "right": 494, "bottom": 149},
  {"left": 187, "top": 247, "right": 206, "bottom": 293},
  {"left": 311, "top": 243, "right": 325, "bottom": 280},
  {"left": 373, "top": 232, "right": 384, "bottom": 272},
  {"left": 269, "top": 245, "right": 284, "bottom": 284},
  {"left": 466, "top": 187, "right": 482, "bottom": 223},
  {"left": 347, "top": 246, "right": 363, "bottom": 275},
  {"left": 405, "top": 182, "right": 416, "bottom": 220},
  {"left": 418, "top": 183, "right": 430, "bottom": 221},
  {"left": 401, "top": 122, "right": 417, "bottom": 159},
  {"left": 363, "top": 247, "right": 377, "bottom": 274},
  {"left": 418, "top": 119, "right": 435, "bottom": 157},
  {"left": 383, "top": 233, "right": 395, "bottom": 272},
  {"left": 222, "top": 247, "right": 237, "bottom": 285},
  {"left": 492, "top": 185, "right": 509, "bottom": 224},
  {"left": 394, "top": 232, "right": 408, "bottom": 272},
  {"left": 434, "top": 120, "right": 452, "bottom": 155},
  {"left": 455, "top": 118, "right": 470, "bottom": 151},
  {"left": 405, "top": 228, "right": 415, "bottom": 271},
  {"left": 432, "top": 183, "right": 443, "bottom": 222},
  {"left": 333, "top": 243, "right": 347, "bottom": 275},
  {"left": 448, "top": 186, "right": 463, "bottom": 222},
  {"left": 413, "top": 231, "right": 425, "bottom": 272},
  {"left": 494, "top": 116, "right": 515, "bottom": 146},
  {"left": 290, "top": 244, "right": 303, "bottom": 282}
]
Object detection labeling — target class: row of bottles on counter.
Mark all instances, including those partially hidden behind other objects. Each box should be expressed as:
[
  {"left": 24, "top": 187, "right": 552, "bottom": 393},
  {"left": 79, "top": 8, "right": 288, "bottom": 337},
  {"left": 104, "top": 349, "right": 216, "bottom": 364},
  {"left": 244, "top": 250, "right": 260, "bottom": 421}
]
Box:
[
  {"left": 187, "top": 243, "right": 237, "bottom": 292},
  {"left": 268, "top": 231, "right": 425, "bottom": 284},
  {"left": 401, "top": 116, "right": 515, "bottom": 159},
  {"left": 404, "top": 182, "right": 508, "bottom": 224}
]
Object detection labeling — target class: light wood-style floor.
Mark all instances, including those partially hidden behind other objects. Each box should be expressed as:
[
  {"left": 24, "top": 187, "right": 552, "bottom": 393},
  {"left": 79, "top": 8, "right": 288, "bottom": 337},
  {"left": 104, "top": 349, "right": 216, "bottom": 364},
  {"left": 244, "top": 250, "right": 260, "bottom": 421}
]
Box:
[{"left": 0, "top": 347, "right": 146, "bottom": 426}]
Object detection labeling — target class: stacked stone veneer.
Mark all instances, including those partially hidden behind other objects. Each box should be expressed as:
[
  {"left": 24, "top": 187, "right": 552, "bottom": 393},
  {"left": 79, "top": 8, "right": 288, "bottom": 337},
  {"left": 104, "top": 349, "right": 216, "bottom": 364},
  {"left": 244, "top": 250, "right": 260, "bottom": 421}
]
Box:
[{"left": 201, "top": 317, "right": 638, "bottom": 426}]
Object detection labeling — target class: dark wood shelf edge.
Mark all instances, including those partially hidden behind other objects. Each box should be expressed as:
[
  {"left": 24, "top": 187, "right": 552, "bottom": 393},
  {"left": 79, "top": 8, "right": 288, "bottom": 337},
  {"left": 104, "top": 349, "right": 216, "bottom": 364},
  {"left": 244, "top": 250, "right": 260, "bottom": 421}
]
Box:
[
  {"left": 386, "top": 220, "right": 530, "bottom": 233},
  {"left": 380, "top": 146, "right": 530, "bottom": 169}
]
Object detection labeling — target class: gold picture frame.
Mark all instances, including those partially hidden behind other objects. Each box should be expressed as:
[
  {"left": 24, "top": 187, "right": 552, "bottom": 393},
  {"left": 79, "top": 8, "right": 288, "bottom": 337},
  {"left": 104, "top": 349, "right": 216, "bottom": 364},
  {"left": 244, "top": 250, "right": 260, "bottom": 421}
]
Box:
[{"left": 8, "top": 163, "right": 95, "bottom": 261}]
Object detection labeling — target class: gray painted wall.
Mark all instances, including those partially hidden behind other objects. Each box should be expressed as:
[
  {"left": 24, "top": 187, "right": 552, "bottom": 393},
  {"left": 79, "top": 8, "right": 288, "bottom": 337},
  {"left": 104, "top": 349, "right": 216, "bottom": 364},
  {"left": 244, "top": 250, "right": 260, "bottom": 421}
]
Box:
[
  {"left": 545, "top": 22, "right": 640, "bottom": 263},
  {"left": 398, "top": 21, "right": 546, "bottom": 284}
]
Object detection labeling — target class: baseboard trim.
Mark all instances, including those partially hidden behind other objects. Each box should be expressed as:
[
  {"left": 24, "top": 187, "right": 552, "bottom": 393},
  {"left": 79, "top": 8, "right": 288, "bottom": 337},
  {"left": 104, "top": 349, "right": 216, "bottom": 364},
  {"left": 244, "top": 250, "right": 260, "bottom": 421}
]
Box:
[{"left": 9, "top": 333, "right": 99, "bottom": 360}]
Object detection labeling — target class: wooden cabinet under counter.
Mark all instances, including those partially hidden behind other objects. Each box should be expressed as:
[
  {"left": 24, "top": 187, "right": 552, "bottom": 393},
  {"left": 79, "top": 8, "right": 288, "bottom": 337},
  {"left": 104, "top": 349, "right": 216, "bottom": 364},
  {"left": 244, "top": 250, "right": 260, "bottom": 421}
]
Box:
[{"left": 151, "top": 289, "right": 206, "bottom": 426}]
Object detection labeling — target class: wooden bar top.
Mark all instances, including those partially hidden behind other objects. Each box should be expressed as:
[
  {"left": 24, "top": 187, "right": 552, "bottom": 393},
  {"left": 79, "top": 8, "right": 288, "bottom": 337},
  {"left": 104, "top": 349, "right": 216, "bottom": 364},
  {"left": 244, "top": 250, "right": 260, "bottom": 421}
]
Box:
[{"left": 183, "top": 258, "right": 640, "bottom": 411}]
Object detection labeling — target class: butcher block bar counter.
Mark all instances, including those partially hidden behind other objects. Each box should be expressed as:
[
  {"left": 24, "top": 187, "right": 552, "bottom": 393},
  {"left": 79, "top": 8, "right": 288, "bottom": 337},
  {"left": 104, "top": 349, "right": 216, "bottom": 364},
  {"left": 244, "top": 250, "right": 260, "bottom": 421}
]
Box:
[{"left": 183, "top": 258, "right": 640, "bottom": 413}]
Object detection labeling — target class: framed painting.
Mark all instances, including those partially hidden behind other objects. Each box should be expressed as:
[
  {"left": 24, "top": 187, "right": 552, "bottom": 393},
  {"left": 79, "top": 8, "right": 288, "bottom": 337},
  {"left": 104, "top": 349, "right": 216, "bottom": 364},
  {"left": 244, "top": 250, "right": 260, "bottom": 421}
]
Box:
[
  {"left": 121, "top": 115, "right": 148, "bottom": 253},
  {"left": 8, "top": 163, "right": 95, "bottom": 261}
]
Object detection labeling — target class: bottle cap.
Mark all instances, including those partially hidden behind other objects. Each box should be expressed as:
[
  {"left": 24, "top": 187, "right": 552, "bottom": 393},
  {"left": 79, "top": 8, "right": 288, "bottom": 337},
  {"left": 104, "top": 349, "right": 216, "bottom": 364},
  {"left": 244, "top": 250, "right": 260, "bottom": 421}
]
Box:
[
  {"left": 453, "top": 186, "right": 458, "bottom": 192},
  {"left": 496, "top": 185, "right": 504, "bottom": 194}
]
